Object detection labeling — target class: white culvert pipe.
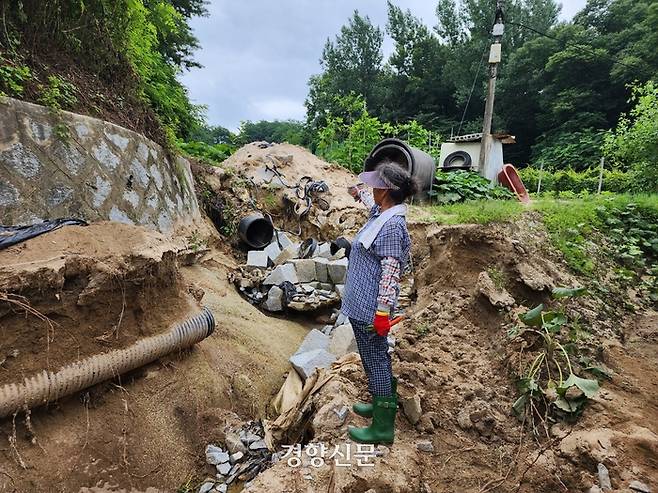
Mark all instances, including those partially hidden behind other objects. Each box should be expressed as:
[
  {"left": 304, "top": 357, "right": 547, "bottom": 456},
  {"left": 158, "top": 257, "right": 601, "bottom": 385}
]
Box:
[{"left": 0, "top": 307, "right": 215, "bottom": 418}]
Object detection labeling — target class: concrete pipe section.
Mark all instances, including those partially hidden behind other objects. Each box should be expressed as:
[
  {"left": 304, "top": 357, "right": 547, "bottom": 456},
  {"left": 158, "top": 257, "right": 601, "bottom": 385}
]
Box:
[
  {"left": 0, "top": 307, "right": 215, "bottom": 419},
  {"left": 366, "top": 138, "right": 437, "bottom": 199}
]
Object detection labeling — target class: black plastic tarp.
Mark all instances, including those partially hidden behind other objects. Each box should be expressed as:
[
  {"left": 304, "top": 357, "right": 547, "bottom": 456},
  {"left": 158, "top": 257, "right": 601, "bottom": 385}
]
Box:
[{"left": 0, "top": 218, "right": 88, "bottom": 250}]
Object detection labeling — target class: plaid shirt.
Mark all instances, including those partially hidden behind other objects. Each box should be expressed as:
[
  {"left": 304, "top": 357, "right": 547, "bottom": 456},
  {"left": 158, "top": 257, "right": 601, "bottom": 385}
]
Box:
[{"left": 341, "top": 200, "right": 411, "bottom": 324}]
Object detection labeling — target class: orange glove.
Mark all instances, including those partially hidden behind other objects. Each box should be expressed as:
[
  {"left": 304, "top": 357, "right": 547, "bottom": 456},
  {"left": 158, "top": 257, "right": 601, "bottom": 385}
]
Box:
[{"left": 373, "top": 310, "right": 391, "bottom": 337}]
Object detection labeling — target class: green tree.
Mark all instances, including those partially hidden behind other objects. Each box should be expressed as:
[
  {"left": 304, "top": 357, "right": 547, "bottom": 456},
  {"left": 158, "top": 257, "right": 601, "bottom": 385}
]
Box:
[
  {"left": 604, "top": 81, "right": 658, "bottom": 191},
  {"left": 306, "top": 11, "right": 385, "bottom": 132},
  {"left": 235, "top": 120, "right": 306, "bottom": 146},
  {"left": 385, "top": 2, "right": 457, "bottom": 131},
  {"left": 189, "top": 124, "right": 235, "bottom": 145}
]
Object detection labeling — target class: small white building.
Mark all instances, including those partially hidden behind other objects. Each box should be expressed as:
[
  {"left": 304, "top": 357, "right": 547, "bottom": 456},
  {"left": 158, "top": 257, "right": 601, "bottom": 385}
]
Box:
[{"left": 438, "top": 133, "right": 516, "bottom": 183}]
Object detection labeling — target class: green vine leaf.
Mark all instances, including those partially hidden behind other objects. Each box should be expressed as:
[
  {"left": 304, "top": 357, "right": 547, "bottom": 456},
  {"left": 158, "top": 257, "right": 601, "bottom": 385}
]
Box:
[
  {"left": 559, "top": 373, "right": 599, "bottom": 398},
  {"left": 519, "top": 304, "right": 545, "bottom": 326},
  {"left": 552, "top": 286, "right": 587, "bottom": 298}
]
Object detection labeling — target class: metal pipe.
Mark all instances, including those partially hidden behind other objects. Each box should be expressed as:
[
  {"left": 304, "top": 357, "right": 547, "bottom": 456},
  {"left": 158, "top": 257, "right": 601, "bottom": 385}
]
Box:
[{"left": 0, "top": 307, "right": 215, "bottom": 418}]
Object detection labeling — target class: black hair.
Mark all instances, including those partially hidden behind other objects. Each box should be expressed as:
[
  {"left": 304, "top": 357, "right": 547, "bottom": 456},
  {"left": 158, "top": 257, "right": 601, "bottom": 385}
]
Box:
[{"left": 376, "top": 160, "right": 419, "bottom": 204}]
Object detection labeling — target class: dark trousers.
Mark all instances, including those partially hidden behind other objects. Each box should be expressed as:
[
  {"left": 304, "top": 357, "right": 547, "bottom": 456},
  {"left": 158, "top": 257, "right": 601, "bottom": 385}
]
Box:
[{"left": 350, "top": 318, "right": 393, "bottom": 397}]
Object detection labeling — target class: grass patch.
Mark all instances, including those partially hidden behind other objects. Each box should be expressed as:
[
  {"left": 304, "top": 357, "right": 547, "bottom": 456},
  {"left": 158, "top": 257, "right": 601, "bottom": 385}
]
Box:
[
  {"left": 532, "top": 193, "right": 658, "bottom": 275},
  {"left": 427, "top": 199, "right": 525, "bottom": 225}
]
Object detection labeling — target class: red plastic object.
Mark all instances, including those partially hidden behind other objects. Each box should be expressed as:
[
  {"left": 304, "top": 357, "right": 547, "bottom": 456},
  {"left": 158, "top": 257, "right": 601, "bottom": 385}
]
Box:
[{"left": 498, "top": 164, "right": 530, "bottom": 203}]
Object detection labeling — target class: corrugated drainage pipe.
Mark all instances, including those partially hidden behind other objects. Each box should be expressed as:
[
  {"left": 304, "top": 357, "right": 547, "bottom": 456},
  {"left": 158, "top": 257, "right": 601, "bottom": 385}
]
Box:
[{"left": 0, "top": 307, "right": 215, "bottom": 418}]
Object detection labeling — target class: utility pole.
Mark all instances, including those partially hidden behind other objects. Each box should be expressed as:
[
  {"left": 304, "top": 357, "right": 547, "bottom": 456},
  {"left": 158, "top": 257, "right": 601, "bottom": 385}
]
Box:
[{"left": 478, "top": 1, "right": 505, "bottom": 176}]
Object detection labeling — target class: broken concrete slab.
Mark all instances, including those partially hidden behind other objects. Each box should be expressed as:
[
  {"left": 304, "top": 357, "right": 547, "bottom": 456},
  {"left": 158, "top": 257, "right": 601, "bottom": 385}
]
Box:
[
  {"left": 294, "top": 328, "right": 330, "bottom": 355},
  {"left": 290, "top": 258, "right": 317, "bottom": 283},
  {"left": 335, "top": 284, "right": 345, "bottom": 299},
  {"left": 328, "top": 323, "right": 357, "bottom": 357},
  {"left": 315, "top": 242, "right": 332, "bottom": 258},
  {"left": 247, "top": 250, "right": 269, "bottom": 268},
  {"left": 274, "top": 231, "right": 293, "bottom": 250},
  {"left": 314, "top": 257, "right": 330, "bottom": 283},
  {"left": 274, "top": 245, "right": 298, "bottom": 265},
  {"left": 335, "top": 311, "right": 348, "bottom": 327},
  {"left": 263, "top": 285, "right": 284, "bottom": 312},
  {"left": 263, "top": 263, "right": 298, "bottom": 285},
  {"left": 206, "top": 445, "right": 230, "bottom": 465},
  {"left": 216, "top": 462, "right": 232, "bottom": 475},
  {"left": 290, "top": 348, "right": 337, "bottom": 380},
  {"left": 264, "top": 241, "right": 282, "bottom": 262},
  {"left": 229, "top": 451, "right": 244, "bottom": 464},
  {"left": 328, "top": 258, "right": 349, "bottom": 284},
  {"left": 331, "top": 248, "right": 346, "bottom": 259},
  {"left": 224, "top": 432, "right": 247, "bottom": 454},
  {"left": 249, "top": 439, "right": 268, "bottom": 451}
]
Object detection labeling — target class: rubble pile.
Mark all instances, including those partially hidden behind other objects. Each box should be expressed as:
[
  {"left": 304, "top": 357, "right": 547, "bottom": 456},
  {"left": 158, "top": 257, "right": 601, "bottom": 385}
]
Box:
[
  {"left": 287, "top": 309, "right": 396, "bottom": 380},
  {"left": 233, "top": 232, "right": 350, "bottom": 313},
  {"left": 200, "top": 421, "right": 273, "bottom": 493}
]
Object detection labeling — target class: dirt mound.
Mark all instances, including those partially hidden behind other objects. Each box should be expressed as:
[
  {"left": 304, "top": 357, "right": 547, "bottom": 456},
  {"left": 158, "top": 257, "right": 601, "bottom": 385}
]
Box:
[{"left": 196, "top": 142, "right": 367, "bottom": 244}]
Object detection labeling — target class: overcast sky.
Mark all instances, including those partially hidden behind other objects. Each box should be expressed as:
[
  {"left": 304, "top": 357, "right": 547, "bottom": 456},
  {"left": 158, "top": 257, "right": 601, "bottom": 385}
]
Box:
[{"left": 179, "top": 0, "right": 588, "bottom": 132}]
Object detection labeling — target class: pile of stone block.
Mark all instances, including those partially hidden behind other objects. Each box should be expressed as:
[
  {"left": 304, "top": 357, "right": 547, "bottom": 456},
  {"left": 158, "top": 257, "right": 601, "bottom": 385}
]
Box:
[
  {"left": 235, "top": 231, "right": 350, "bottom": 313},
  {"left": 288, "top": 311, "right": 361, "bottom": 380}
]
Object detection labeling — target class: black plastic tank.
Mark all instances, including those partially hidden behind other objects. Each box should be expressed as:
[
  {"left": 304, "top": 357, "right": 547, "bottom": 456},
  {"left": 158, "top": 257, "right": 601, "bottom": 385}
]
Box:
[{"left": 365, "top": 138, "right": 436, "bottom": 199}]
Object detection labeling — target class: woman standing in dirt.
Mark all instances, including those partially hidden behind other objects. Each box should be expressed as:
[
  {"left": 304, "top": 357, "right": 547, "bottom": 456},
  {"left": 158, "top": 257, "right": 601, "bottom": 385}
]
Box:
[{"left": 342, "top": 161, "right": 417, "bottom": 445}]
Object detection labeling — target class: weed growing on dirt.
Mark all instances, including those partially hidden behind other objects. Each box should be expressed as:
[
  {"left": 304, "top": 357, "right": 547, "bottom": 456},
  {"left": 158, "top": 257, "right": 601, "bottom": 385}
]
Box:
[
  {"left": 263, "top": 190, "right": 278, "bottom": 209},
  {"left": 186, "top": 231, "right": 206, "bottom": 253},
  {"left": 509, "top": 287, "right": 602, "bottom": 434},
  {"left": 415, "top": 323, "right": 430, "bottom": 337},
  {"left": 0, "top": 57, "right": 32, "bottom": 97},
  {"left": 487, "top": 266, "right": 507, "bottom": 289},
  {"left": 429, "top": 199, "right": 524, "bottom": 225},
  {"left": 178, "top": 140, "right": 235, "bottom": 165}
]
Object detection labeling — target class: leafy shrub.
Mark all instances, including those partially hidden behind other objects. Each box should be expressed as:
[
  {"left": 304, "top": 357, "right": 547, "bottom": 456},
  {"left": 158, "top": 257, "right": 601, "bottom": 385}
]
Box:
[
  {"left": 429, "top": 170, "right": 514, "bottom": 203},
  {"left": 37, "top": 75, "right": 78, "bottom": 110},
  {"left": 510, "top": 287, "right": 601, "bottom": 422},
  {"left": 535, "top": 195, "right": 658, "bottom": 303},
  {"left": 315, "top": 96, "right": 440, "bottom": 172},
  {"left": 0, "top": 58, "right": 32, "bottom": 96},
  {"left": 519, "top": 167, "right": 637, "bottom": 195},
  {"left": 604, "top": 81, "right": 658, "bottom": 192}
]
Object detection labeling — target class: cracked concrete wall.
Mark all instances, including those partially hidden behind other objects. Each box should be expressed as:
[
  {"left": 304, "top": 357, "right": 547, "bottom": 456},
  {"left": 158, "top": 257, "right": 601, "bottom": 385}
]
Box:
[{"left": 0, "top": 97, "right": 200, "bottom": 232}]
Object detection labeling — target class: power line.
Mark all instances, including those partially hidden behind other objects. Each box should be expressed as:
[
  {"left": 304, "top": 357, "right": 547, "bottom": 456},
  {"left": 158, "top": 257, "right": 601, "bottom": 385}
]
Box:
[{"left": 457, "top": 43, "right": 489, "bottom": 136}]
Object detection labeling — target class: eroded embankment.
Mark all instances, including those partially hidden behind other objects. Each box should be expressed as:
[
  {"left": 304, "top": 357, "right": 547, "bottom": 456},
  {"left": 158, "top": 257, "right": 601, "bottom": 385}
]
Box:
[
  {"left": 0, "top": 221, "right": 310, "bottom": 491},
  {"left": 238, "top": 217, "right": 657, "bottom": 493}
]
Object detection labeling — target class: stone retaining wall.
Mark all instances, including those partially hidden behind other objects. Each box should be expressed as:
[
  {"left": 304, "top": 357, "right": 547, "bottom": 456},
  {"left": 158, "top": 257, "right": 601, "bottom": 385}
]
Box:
[{"left": 0, "top": 97, "right": 199, "bottom": 232}]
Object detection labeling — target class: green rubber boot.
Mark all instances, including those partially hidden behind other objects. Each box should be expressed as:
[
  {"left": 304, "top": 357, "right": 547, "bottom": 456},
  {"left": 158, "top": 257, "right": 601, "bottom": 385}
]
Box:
[
  {"left": 352, "top": 377, "right": 397, "bottom": 418},
  {"left": 348, "top": 395, "right": 397, "bottom": 444}
]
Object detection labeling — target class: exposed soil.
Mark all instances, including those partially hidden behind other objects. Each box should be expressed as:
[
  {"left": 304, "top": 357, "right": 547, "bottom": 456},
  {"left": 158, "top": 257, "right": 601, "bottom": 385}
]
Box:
[
  {"left": 194, "top": 142, "right": 368, "bottom": 248},
  {"left": 0, "top": 221, "right": 309, "bottom": 491},
  {"left": 0, "top": 146, "right": 656, "bottom": 493},
  {"left": 242, "top": 218, "right": 658, "bottom": 493},
  {"left": 0, "top": 222, "right": 192, "bottom": 385}
]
